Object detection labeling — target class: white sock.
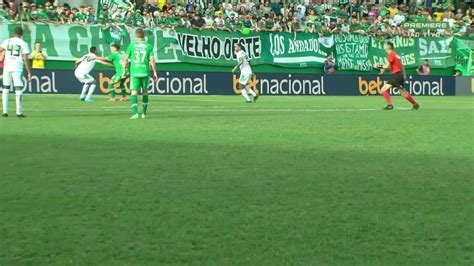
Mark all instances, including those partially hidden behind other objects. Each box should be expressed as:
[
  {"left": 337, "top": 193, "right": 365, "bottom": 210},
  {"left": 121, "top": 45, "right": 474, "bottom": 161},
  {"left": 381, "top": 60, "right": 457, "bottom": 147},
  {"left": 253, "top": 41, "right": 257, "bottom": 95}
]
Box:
[
  {"left": 2, "top": 89, "right": 9, "bottom": 114},
  {"left": 86, "top": 84, "right": 96, "bottom": 99},
  {"left": 246, "top": 86, "right": 257, "bottom": 97},
  {"left": 241, "top": 89, "right": 251, "bottom": 102},
  {"left": 80, "top": 84, "right": 89, "bottom": 99},
  {"left": 15, "top": 90, "right": 23, "bottom": 115}
]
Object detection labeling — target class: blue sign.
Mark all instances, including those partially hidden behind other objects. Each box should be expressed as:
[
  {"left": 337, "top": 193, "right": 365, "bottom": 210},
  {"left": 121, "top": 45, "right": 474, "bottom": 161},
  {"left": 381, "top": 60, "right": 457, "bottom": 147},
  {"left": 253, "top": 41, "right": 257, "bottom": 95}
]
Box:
[{"left": 17, "top": 69, "right": 456, "bottom": 96}]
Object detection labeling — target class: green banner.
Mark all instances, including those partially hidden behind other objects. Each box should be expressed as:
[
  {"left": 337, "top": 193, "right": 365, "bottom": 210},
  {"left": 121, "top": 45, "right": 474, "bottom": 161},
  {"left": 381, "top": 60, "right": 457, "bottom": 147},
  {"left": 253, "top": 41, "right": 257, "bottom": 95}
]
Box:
[
  {"left": 169, "top": 29, "right": 265, "bottom": 66},
  {"left": 371, "top": 35, "right": 417, "bottom": 68},
  {"left": 453, "top": 37, "right": 474, "bottom": 76},
  {"left": 0, "top": 19, "right": 464, "bottom": 71},
  {"left": 334, "top": 34, "right": 372, "bottom": 71},
  {"left": 417, "top": 36, "right": 454, "bottom": 67},
  {"left": 264, "top": 32, "right": 333, "bottom": 67}
]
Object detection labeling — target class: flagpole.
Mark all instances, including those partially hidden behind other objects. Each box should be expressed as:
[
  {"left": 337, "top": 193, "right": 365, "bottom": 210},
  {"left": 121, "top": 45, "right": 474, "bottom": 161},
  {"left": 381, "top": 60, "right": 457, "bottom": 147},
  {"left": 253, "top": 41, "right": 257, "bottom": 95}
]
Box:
[{"left": 18, "top": 0, "right": 24, "bottom": 29}]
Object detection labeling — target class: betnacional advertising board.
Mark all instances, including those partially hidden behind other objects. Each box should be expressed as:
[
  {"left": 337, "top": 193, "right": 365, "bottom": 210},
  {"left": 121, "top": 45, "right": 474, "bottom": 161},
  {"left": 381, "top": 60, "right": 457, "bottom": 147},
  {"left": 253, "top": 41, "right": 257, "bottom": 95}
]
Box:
[{"left": 15, "top": 70, "right": 458, "bottom": 96}]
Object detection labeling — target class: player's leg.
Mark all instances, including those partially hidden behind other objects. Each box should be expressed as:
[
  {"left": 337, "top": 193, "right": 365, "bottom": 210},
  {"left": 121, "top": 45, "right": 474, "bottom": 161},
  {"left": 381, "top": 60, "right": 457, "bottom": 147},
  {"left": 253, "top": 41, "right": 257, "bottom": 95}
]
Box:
[
  {"left": 246, "top": 74, "right": 259, "bottom": 102},
  {"left": 239, "top": 74, "right": 251, "bottom": 103},
  {"left": 119, "top": 78, "right": 128, "bottom": 101},
  {"left": 245, "top": 74, "right": 260, "bottom": 102},
  {"left": 380, "top": 83, "right": 394, "bottom": 110},
  {"left": 381, "top": 72, "right": 405, "bottom": 110},
  {"left": 141, "top": 77, "right": 149, "bottom": 119},
  {"left": 399, "top": 88, "right": 419, "bottom": 110},
  {"left": 240, "top": 84, "right": 251, "bottom": 103},
  {"left": 76, "top": 73, "right": 89, "bottom": 101},
  {"left": 11, "top": 72, "right": 25, "bottom": 117},
  {"left": 80, "top": 83, "right": 89, "bottom": 101},
  {"left": 130, "top": 77, "right": 140, "bottom": 119},
  {"left": 2, "top": 70, "right": 11, "bottom": 117},
  {"left": 109, "top": 86, "right": 117, "bottom": 101},
  {"left": 85, "top": 75, "right": 96, "bottom": 101},
  {"left": 109, "top": 74, "right": 120, "bottom": 101}
]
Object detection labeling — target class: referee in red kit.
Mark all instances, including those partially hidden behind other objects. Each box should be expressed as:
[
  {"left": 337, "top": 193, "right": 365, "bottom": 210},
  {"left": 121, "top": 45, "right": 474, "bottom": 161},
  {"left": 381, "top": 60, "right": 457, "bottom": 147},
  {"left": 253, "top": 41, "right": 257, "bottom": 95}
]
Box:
[{"left": 374, "top": 42, "right": 420, "bottom": 110}]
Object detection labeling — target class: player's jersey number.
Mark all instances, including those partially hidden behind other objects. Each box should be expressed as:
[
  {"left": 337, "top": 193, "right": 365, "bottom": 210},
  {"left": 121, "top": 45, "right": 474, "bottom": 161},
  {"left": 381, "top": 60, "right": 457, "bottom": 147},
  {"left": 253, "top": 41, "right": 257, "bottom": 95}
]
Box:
[
  {"left": 7, "top": 44, "right": 21, "bottom": 57},
  {"left": 133, "top": 50, "right": 147, "bottom": 64},
  {"left": 84, "top": 56, "right": 96, "bottom": 62}
]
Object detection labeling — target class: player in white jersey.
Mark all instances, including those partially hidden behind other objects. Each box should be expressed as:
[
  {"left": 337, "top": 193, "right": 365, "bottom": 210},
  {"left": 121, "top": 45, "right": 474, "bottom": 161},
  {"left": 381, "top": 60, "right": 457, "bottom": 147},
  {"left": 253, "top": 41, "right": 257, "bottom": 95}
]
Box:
[
  {"left": 0, "top": 27, "right": 32, "bottom": 118},
  {"left": 232, "top": 43, "right": 259, "bottom": 103},
  {"left": 74, "top": 46, "right": 110, "bottom": 101}
]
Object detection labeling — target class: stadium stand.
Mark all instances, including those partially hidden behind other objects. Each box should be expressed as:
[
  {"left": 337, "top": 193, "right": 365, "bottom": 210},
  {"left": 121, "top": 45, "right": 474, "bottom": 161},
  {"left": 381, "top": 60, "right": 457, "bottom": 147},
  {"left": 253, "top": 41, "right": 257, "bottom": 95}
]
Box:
[{"left": 0, "top": 0, "right": 472, "bottom": 37}]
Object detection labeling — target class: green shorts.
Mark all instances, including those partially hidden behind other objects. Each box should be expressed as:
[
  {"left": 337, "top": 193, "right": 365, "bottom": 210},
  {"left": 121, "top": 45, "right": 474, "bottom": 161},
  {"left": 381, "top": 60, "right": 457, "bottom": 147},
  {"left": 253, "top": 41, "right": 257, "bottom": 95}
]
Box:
[
  {"left": 111, "top": 73, "right": 127, "bottom": 84},
  {"left": 130, "top": 76, "right": 149, "bottom": 91}
]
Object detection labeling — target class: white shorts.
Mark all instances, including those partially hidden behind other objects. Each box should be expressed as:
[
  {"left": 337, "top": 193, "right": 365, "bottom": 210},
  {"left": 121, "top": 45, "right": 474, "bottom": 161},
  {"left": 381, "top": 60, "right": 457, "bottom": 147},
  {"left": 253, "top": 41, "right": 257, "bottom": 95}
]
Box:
[
  {"left": 75, "top": 72, "right": 95, "bottom": 84},
  {"left": 238, "top": 73, "right": 253, "bottom": 85},
  {"left": 3, "top": 71, "right": 24, "bottom": 88}
]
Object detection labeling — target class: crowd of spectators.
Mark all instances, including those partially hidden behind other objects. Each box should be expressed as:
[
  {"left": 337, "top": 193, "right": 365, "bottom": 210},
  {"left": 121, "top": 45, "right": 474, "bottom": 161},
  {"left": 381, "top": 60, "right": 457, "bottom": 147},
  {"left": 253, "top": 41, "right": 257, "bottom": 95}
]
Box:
[{"left": 0, "top": 0, "right": 473, "bottom": 36}]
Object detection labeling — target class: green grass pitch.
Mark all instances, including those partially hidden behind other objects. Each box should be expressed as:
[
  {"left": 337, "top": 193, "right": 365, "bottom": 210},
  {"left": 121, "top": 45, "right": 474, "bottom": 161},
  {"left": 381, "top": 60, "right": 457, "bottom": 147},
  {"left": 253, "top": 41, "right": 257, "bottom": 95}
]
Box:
[{"left": 0, "top": 95, "right": 473, "bottom": 265}]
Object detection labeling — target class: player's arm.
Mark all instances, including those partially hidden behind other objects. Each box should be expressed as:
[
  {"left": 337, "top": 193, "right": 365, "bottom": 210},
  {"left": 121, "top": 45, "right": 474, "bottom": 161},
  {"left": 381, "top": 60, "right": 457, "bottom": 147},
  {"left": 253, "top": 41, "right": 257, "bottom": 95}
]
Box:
[
  {"left": 380, "top": 61, "right": 390, "bottom": 74},
  {"left": 373, "top": 60, "right": 390, "bottom": 74},
  {"left": 401, "top": 61, "right": 407, "bottom": 79},
  {"left": 232, "top": 57, "right": 243, "bottom": 73},
  {"left": 75, "top": 56, "right": 84, "bottom": 68},
  {"left": 150, "top": 54, "right": 158, "bottom": 80},
  {"left": 23, "top": 53, "right": 32, "bottom": 81},
  {"left": 96, "top": 56, "right": 110, "bottom": 62},
  {"left": 122, "top": 46, "right": 131, "bottom": 78},
  {"left": 96, "top": 59, "right": 112, "bottom": 66},
  {"left": 122, "top": 55, "right": 129, "bottom": 78}
]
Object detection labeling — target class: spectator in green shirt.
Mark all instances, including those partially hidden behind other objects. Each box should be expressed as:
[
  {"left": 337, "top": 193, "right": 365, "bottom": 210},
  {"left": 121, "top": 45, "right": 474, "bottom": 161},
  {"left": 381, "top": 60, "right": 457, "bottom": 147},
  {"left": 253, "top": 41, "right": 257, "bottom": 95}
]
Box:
[
  {"left": 264, "top": 15, "right": 277, "bottom": 32},
  {"left": 123, "top": 11, "right": 135, "bottom": 26},
  {"left": 215, "top": 12, "right": 231, "bottom": 31},
  {"left": 224, "top": 17, "right": 235, "bottom": 31},
  {"left": 411, "top": 9, "right": 426, "bottom": 22},
  {"left": 20, "top": 3, "right": 32, "bottom": 22},
  {"left": 44, "top": 1, "right": 54, "bottom": 12},
  {"left": 87, "top": 6, "right": 97, "bottom": 24},
  {"left": 271, "top": 2, "right": 282, "bottom": 16},
  {"left": 204, "top": 3, "right": 215, "bottom": 18},
  {"left": 77, "top": 6, "right": 89, "bottom": 24},
  {"left": 97, "top": 8, "right": 111, "bottom": 25},
  {"left": 242, "top": 15, "right": 252, "bottom": 29},
  {"left": 153, "top": 11, "right": 163, "bottom": 27},
  {"left": 135, "top": 11, "right": 145, "bottom": 27},
  {"left": 0, "top": 2, "right": 7, "bottom": 18},
  {"left": 34, "top": 5, "right": 50, "bottom": 22}
]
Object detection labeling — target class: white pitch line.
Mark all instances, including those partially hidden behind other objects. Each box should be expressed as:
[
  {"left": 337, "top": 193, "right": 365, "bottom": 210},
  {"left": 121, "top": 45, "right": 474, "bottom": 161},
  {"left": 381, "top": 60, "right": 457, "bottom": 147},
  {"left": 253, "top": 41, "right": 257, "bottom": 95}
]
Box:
[{"left": 22, "top": 107, "right": 474, "bottom": 113}]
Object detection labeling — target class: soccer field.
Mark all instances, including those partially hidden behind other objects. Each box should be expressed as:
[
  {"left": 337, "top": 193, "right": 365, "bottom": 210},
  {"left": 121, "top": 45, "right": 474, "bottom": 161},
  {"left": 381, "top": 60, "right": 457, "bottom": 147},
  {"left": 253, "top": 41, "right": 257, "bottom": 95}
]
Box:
[{"left": 1, "top": 95, "right": 473, "bottom": 264}]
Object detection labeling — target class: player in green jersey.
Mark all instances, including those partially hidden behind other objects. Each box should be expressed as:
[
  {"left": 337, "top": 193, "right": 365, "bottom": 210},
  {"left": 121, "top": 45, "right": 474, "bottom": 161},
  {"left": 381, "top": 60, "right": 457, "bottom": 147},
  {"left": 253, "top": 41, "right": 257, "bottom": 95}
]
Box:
[
  {"left": 106, "top": 44, "right": 128, "bottom": 102},
  {"left": 122, "top": 29, "right": 157, "bottom": 119}
]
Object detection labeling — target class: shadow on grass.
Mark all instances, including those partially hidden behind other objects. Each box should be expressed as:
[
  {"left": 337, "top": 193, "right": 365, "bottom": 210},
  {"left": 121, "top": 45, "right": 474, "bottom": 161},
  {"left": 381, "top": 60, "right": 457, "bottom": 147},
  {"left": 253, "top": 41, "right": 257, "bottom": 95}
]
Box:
[{"left": 0, "top": 135, "right": 472, "bottom": 265}]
